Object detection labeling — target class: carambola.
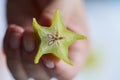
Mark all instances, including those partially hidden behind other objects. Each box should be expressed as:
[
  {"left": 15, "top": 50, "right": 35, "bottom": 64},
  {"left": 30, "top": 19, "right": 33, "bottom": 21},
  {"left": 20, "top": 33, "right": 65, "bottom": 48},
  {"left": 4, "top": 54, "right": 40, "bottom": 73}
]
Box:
[{"left": 32, "top": 10, "right": 86, "bottom": 65}]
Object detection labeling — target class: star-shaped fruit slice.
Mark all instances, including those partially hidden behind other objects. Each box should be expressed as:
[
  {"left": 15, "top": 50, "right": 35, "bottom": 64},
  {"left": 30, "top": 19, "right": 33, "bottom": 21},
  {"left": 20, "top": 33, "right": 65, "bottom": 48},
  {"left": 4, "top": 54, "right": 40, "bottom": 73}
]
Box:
[{"left": 32, "top": 10, "right": 86, "bottom": 65}]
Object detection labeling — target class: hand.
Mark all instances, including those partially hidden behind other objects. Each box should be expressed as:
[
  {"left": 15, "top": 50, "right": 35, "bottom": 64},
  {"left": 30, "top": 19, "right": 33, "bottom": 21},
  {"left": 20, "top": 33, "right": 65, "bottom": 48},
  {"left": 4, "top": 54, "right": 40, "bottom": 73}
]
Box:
[{"left": 4, "top": 0, "right": 89, "bottom": 80}]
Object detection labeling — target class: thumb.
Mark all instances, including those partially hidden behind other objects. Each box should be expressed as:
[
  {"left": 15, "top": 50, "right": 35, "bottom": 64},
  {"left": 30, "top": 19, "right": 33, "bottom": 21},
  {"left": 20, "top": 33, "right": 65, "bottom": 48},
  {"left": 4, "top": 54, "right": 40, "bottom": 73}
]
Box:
[{"left": 37, "top": 0, "right": 76, "bottom": 26}]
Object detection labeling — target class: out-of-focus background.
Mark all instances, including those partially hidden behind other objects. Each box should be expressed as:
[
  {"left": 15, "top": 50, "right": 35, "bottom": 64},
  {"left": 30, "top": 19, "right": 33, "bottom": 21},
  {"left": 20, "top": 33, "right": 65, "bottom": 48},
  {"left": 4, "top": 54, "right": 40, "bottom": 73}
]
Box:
[
  {"left": 75, "top": 0, "right": 120, "bottom": 80},
  {"left": 0, "top": 0, "right": 120, "bottom": 80}
]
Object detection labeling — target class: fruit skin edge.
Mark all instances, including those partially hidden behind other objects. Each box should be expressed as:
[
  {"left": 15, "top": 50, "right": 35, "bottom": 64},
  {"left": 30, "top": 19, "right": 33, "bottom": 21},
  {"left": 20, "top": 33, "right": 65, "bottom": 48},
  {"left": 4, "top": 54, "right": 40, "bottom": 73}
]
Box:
[{"left": 32, "top": 10, "right": 87, "bottom": 65}]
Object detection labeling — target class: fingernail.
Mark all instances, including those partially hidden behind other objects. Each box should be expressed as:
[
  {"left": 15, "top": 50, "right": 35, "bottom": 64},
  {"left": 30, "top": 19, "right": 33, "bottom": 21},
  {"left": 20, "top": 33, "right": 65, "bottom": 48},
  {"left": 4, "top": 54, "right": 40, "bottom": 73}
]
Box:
[
  {"left": 23, "top": 35, "right": 35, "bottom": 52},
  {"left": 9, "top": 33, "right": 20, "bottom": 49},
  {"left": 38, "top": 17, "right": 51, "bottom": 26},
  {"left": 28, "top": 77, "right": 35, "bottom": 80},
  {"left": 43, "top": 60, "right": 55, "bottom": 69}
]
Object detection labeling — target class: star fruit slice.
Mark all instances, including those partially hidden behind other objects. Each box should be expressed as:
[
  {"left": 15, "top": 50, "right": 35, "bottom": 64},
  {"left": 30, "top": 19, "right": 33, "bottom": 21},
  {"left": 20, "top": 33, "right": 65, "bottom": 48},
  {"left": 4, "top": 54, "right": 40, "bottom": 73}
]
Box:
[{"left": 32, "top": 10, "right": 86, "bottom": 65}]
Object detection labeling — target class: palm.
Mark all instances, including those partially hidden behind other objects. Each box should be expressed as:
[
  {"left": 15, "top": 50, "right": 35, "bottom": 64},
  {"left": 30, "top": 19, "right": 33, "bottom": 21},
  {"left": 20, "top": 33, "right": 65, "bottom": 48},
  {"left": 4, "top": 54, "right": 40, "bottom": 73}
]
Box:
[{"left": 4, "top": 0, "right": 89, "bottom": 80}]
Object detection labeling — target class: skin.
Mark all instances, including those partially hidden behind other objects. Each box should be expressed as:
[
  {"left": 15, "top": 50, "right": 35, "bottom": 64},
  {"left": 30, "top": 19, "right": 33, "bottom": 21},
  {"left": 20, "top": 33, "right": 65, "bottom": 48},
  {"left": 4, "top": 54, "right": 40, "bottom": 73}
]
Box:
[{"left": 3, "top": 0, "right": 89, "bottom": 80}]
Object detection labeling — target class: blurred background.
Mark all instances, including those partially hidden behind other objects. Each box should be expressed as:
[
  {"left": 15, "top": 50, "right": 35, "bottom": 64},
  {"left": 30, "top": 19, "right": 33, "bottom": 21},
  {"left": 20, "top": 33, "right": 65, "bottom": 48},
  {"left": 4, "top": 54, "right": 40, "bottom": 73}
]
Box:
[
  {"left": 0, "top": 0, "right": 120, "bottom": 80},
  {"left": 75, "top": 0, "right": 120, "bottom": 80}
]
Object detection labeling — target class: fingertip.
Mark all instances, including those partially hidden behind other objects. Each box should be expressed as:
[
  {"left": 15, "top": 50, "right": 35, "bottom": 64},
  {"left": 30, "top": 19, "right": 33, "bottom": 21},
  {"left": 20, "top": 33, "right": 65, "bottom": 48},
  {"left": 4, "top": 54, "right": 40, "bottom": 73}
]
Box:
[
  {"left": 21, "top": 29, "right": 38, "bottom": 64},
  {"left": 42, "top": 54, "right": 59, "bottom": 69},
  {"left": 4, "top": 24, "right": 24, "bottom": 50},
  {"left": 22, "top": 29, "right": 36, "bottom": 52},
  {"left": 8, "top": 24, "right": 24, "bottom": 33},
  {"left": 38, "top": 16, "right": 51, "bottom": 27}
]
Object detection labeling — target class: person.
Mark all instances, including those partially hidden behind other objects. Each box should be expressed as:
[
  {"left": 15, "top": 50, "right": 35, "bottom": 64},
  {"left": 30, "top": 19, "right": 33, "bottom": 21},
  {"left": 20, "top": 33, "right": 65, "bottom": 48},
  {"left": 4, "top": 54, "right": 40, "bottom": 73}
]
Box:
[{"left": 3, "top": 0, "right": 89, "bottom": 80}]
